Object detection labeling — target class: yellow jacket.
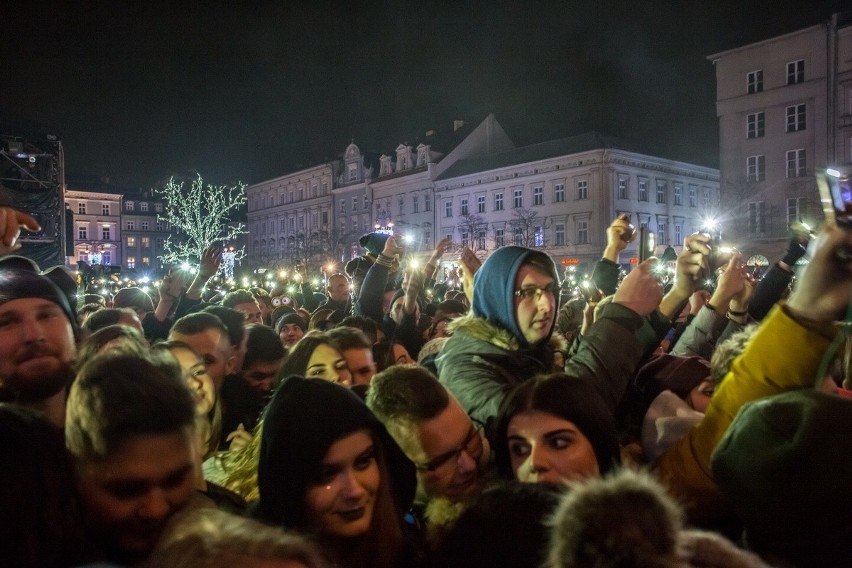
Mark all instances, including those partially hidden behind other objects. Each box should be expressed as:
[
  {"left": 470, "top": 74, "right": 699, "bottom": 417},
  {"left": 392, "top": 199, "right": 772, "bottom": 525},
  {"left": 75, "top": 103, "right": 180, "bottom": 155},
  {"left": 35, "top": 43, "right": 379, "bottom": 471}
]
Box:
[{"left": 654, "top": 305, "right": 834, "bottom": 525}]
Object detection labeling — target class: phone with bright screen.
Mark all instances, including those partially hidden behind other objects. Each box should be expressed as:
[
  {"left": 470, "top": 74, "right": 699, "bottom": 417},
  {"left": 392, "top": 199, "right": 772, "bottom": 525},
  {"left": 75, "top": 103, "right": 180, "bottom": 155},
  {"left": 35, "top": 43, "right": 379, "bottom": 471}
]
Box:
[{"left": 817, "top": 167, "right": 852, "bottom": 227}]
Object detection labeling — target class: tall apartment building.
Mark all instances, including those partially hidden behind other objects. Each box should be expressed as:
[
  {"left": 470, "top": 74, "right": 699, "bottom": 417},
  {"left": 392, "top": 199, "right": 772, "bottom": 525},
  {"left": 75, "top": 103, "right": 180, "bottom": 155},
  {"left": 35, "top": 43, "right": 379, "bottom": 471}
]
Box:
[{"left": 709, "top": 13, "right": 852, "bottom": 262}]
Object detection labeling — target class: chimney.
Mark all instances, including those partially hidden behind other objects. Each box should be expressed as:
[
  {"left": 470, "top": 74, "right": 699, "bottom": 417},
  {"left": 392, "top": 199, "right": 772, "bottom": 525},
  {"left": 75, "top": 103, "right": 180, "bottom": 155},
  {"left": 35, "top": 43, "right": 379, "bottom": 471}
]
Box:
[{"left": 453, "top": 120, "right": 465, "bottom": 132}]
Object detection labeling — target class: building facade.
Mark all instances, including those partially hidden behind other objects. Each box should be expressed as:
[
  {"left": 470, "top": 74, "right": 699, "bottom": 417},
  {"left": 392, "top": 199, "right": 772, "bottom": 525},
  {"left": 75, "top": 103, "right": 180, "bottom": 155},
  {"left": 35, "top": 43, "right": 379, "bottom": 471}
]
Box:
[
  {"left": 65, "top": 188, "right": 122, "bottom": 268},
  {"left": 121, "top": 189, "right": 171, "bottom": 273},
  {"left": 245, "top": 117, "right": 718, "bottom": 273},
  {"left": 709, "top": 13, "right": 852, "bottom": 262}
]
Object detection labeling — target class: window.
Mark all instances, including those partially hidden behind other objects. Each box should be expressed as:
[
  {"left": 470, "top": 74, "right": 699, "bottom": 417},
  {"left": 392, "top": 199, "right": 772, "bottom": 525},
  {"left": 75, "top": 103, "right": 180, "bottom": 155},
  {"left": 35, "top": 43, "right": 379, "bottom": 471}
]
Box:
[
  {"left": 656, "top": 181, "right": 667, "bottom": 204},
  {"left": 534, "top": 226, "right": 544, "bottom": 247},
  {"left": 154, "top": 203, "right": 163, "bottom": 213},
  {"left": 352, "top": 196, "right": 358, "bottom": 212},
  {"left": 322, "top": 211, "right": 328, "bottom": 225},
  {"left": 102, "top": 251, "right": 111, "bottom": 265},
  {"left": 140, "top": 202, "right": 148, "bottom": 212},
  {"left": 289, "top": 218, "right": 295, "bottom": 233},
  {"left": 747, "top": 70, "right": 763, "bottom": 94},
  {"left": 461, "top": 232, "right": 469, "bottom": 249},
  {"left": 141, "top": 237, "right": 150, "bottom": 248},
  {"left": 348, "top": 163, "right": 357, "bottom": 182},
  {"left": 445, "top": 200, "right": 453, "bottom": 218},
  {"left": 555, "top": 223, "right": 565, "bottom": 246},
  {"left": 703, "top": 187, "right": 711, "bottom": 206},
  {"left": 513, "top": 226, "right": 524, "bottom": 246},
  {"left": 477, "top": 195, "right": 486, "bottom": 214},
  {"left": 77, "top": 226, "right": 87, "bottom": 239},
  {"left": 576, "top": 180, "right": 588, "bottom": 200},
  {"left": 495, "top": 228, "right": 505, "bottom": 248},
  {"left": 747, "top": 155, "right": 766, "bottom": 182},
  {"left": 78, "top": 202, "right": 86, "bottom": 214},
  {"left": 156, "top": 238, "right": 164, "bottom": 249},
  {"left": 425, "top": 194, "right": 432, "bottom": 211},
  {"left": 363, "top": 194, "right": 368, "bottom": 210},
  {"left": 460, "top": 198, "right": 469, "bottom": 216},
  {"left": 674, "top": 224, "right": 683, "bottom": 246},
  {"left": 747, "top": 112, "right": 765, "bottom": 138},
  {"left": 398, "top": 197, "right": 404, "bottom": 215},
  {"left": 156, "top": 220, "right": 164, "bottom": 231},
  {"left": 787, "top": 60, "right": 804, "bottom": 85},
  {"left": 658, "top": 223, "right": 668, "bottom": 245},
  {"left": 749, "top": 202, "right": 766, "bottom": 234},
  {"left": 638, "top": 179, "right": 648, "bottom": 201},
  {"left": 786, "top": 149, "right": 807, "bottom": 178},
  {"left": 787, "top": 197, "right": 801, "bottom": 223},
  {"left": 340, "top": 200, "right": 346, "bottom": 215},
  {"left": 298, "top": 216, "right": 305, "bottom": 230},
  {"left": 786, "top": 104, "right": 806, "bottom": 132},
  {"left": 125, "top": 201, "right": 135, "bottom": 211},
  {"left": 673, "top": 184, "right": 683, "bottom": 206},
  {"left": 533, "top": 186, "right": 543, "bottom": 205},
  {"left": 413, "top": 195, "right": 420, "bottom": 213},
  {"left": 617, "top": 178, "right": 628, "bottom": 200},
  {"left": 127, "top": 257, "right": 135, "bottom": 269},
  {"left": 142, "top": 257, "right": 150, "bottom": 265},
  {"left": 102, "top": 226, "right": 111, "bottom": 240},
  {"left": 495, "top": 192, "right": 504, "bottom": 211},
  {"left": 476, "top": 230, "right": 486, "bottom": 250},
  {"left": 577, "top": 221, "right": 589, "bottom": 245},
  {"left": 688, "top": 185, "right": 696, "bottom": 207},
  {"left": 126, "top": 220, "right": 135, "bottom": 230},
  {"left": 102, "top": 204, "right": 110, "bottom": 215},
  {"left": 141, "top": 221, "right": 149, "bottom": 231},
  {"left": 312, "top": 184, "right": 318, "bottom": 198},
  {"left": 513, "top": 188, "right": 523, "bottom": 208}
]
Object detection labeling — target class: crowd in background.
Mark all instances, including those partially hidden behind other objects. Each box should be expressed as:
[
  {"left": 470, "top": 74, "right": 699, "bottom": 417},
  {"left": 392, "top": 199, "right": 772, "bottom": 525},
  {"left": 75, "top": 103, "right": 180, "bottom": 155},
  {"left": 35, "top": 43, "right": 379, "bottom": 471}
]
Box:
[{"left": 1, "top": 204, "right": 850, "bottom": 568}]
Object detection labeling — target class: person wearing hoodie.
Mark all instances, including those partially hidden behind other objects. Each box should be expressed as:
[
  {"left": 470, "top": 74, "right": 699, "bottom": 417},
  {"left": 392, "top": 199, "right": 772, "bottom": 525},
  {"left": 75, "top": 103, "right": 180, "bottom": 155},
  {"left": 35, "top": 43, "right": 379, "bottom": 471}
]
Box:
[{"left": 435, "top": 245, "right": 663, "bottom": 430}]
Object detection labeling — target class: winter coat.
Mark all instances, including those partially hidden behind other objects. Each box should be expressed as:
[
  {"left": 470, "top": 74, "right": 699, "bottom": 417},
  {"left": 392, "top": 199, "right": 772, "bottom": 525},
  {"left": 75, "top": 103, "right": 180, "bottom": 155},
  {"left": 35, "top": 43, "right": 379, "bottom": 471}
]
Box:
[
  {"left": 654, "top": 304, "right": 834, "bottom": 526},
  {"left": 436, "top": 301, "right": 647, "bottom": 429}
]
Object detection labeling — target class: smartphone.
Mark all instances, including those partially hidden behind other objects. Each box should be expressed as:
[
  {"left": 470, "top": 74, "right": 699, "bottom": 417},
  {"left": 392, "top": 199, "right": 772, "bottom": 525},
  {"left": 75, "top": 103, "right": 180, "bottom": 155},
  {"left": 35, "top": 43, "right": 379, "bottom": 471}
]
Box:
[
  {"left": 638, "top": 226, "right": 655, "bottom": 262},
  {"left": 619, "top": 215, "right": 636, "bottom": 243},
  {"left": 817, "top": 167, "right": 852, "bottom": 227}
]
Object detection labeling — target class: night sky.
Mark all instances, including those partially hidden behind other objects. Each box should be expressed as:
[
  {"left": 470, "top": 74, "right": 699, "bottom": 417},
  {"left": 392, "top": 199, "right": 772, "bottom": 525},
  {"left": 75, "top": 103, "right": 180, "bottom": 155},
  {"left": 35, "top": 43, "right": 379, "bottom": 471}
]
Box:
[{"left": 1, "top": 0, "right": 844, "bottom": 190}]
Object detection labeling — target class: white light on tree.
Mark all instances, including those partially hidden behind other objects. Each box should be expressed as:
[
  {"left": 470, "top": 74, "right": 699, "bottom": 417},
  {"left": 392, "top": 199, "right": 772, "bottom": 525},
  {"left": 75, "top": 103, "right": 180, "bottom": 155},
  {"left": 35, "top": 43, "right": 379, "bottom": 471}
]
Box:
[{"left": 154, "top": 174, "right": 247, "bottom": 271}]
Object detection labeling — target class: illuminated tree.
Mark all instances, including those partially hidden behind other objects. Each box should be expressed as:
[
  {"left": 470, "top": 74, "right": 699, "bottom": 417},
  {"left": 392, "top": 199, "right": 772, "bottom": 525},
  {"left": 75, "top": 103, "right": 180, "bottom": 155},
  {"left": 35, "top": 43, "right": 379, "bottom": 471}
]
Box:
[{"left": 154, "top": 174, "right": 247, "bottom": 268}]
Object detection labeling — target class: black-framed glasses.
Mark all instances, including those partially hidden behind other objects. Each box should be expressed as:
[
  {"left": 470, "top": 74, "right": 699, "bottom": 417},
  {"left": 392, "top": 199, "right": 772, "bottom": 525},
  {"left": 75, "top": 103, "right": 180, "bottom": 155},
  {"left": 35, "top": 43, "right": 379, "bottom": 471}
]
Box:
[
  {"left": 513, "top": 282, "right": 558, "bottom": 302},
  {"left": 416, "top": 425, "right": 484, "bottom": 472}
]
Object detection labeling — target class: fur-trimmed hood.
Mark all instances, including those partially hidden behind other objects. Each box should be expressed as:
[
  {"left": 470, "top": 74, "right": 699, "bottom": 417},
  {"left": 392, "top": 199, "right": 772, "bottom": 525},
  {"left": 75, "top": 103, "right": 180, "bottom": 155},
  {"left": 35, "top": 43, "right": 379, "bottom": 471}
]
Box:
[{"left": 447, "top": 313, "right": 566, "bottom": 354}]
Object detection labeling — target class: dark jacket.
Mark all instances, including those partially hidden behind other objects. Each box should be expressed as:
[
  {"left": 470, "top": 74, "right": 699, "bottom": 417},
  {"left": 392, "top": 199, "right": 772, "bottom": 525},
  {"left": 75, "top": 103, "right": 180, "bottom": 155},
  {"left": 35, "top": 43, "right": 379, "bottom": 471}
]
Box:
[{"left": 437, "top": 301, "right": 646, "bottom": 429}]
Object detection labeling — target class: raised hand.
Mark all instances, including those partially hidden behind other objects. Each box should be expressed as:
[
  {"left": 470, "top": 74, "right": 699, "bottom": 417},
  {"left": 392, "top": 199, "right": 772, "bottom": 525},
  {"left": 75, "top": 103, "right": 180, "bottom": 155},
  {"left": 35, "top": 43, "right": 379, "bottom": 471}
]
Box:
[{"left": 0, "top": 207, "right": 40, "bottom": 256}]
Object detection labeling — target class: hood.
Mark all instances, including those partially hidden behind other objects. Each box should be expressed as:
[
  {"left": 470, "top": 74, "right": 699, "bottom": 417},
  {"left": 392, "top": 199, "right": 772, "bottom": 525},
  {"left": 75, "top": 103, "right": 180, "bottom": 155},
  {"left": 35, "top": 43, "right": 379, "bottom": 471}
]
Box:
[{"left": 471, "top": 246, "right": 558, "bottom": 348}]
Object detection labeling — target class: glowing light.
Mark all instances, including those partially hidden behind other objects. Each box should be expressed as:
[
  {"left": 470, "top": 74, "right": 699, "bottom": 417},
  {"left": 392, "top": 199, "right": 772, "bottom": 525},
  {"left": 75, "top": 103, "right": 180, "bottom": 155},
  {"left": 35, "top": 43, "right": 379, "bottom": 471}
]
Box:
[
  {"left": 181, "top": 262, "right": 192, "bottom": 271},
  {"left": 409, "top": 258, "right": 419, "bottom": 269},
  {"left": 287, "top": 285, "right": 295, "bottom": 293},
  {"left": 312, "top": 278, "right": 319, "bottom": 285},
  {"left": 140, "top": 276, "right": 150, "bottom": 283},
  {"left": 294, "top": 273, "right": 302, "bottom": 282},
  {"left": 826, "top": 168, "right": 841, "bottom": 178},
  {"left": 402, "top": 234, "right": 414, "bottom": 244},
  {"left": 279, "top": 270, "right": 287, "bottom": 279}
]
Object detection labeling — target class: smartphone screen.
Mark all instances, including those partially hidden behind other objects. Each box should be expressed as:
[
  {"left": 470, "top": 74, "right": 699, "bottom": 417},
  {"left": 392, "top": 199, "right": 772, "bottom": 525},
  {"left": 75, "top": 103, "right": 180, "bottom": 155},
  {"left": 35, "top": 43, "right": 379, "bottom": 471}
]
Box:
[{"left": 817, "top": 168, "right": 852, "bottom": 227}]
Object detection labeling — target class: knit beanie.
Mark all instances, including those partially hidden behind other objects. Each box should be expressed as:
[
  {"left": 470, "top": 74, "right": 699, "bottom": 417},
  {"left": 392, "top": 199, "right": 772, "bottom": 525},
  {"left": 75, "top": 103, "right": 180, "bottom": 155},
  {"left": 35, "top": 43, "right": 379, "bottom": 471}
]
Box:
[
  {"left": 0, "top": 268, "right": 78, "bottom": 338},
  {"left": 359, "top": 232, "right": 392, "bottom": 257},
  {"left": 257, "top": 376, "right": 416, "bottom": 529},
  {"left": 274, "top": 312, "right": 306, "bottom": 335},
  {"left": 711, "top": 389, "right": 852, "bottom": 566}
]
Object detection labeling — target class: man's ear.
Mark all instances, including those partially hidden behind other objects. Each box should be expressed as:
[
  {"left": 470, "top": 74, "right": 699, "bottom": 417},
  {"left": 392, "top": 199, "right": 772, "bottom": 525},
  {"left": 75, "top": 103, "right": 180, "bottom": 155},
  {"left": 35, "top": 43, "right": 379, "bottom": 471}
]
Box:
[{"left": 226, "top": 350, "right": 238, "bottom": 375}]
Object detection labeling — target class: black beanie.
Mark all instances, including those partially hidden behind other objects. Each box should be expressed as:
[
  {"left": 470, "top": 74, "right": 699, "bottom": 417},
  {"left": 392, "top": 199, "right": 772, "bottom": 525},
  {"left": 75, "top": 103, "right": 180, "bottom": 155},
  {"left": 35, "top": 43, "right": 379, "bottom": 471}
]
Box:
[
  {"left": 359, "top": 232, "right": 391, "bottom": 257},
  {"left": 0, "top": 269, "right": 79, "bottom": 337}
]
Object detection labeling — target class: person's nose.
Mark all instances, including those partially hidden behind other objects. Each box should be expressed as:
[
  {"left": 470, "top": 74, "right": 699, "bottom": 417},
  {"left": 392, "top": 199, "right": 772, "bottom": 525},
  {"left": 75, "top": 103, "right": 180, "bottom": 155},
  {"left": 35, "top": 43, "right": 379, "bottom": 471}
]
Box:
[
  {"left": 137, "top": 487, "right": 170, "bottom": 521},
  {"left": 340, "top": 469, "right": 367, "bottom": 500}
]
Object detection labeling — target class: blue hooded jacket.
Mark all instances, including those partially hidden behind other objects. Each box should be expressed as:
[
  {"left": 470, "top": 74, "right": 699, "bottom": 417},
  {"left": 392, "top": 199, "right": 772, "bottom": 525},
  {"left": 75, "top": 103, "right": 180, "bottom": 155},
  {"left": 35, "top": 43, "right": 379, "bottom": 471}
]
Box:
[{"left": 472, "top": 246, "right": 559, "bottom": 348}]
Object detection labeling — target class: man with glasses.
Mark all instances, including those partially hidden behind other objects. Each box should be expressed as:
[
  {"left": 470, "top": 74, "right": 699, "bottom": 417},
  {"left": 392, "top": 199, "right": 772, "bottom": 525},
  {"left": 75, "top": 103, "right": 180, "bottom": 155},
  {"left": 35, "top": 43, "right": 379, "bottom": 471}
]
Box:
[
  {"left": 367, "top": 364, "right": 490, "bottom": 539},
  {"left": 436, "top": 245, "right": 663, "bottom": 429}
]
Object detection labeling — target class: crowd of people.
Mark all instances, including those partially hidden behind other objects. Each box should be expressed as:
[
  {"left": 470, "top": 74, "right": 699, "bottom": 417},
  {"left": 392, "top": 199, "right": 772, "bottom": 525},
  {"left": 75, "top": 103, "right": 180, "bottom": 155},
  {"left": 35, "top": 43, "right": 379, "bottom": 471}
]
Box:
[{"left": 1, "top": 205, "right": 851, "bottom": 568}]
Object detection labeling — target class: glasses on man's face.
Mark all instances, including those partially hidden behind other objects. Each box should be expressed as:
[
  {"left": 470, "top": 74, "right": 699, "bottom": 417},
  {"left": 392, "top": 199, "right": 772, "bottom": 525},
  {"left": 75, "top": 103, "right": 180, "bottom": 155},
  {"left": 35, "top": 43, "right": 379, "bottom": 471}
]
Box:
[
  {"left": 416, "top": 425, "right": 484, "bottom": 472},
  {"left": 513, "top": 282, "right": 558, "bottom": 303}
]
